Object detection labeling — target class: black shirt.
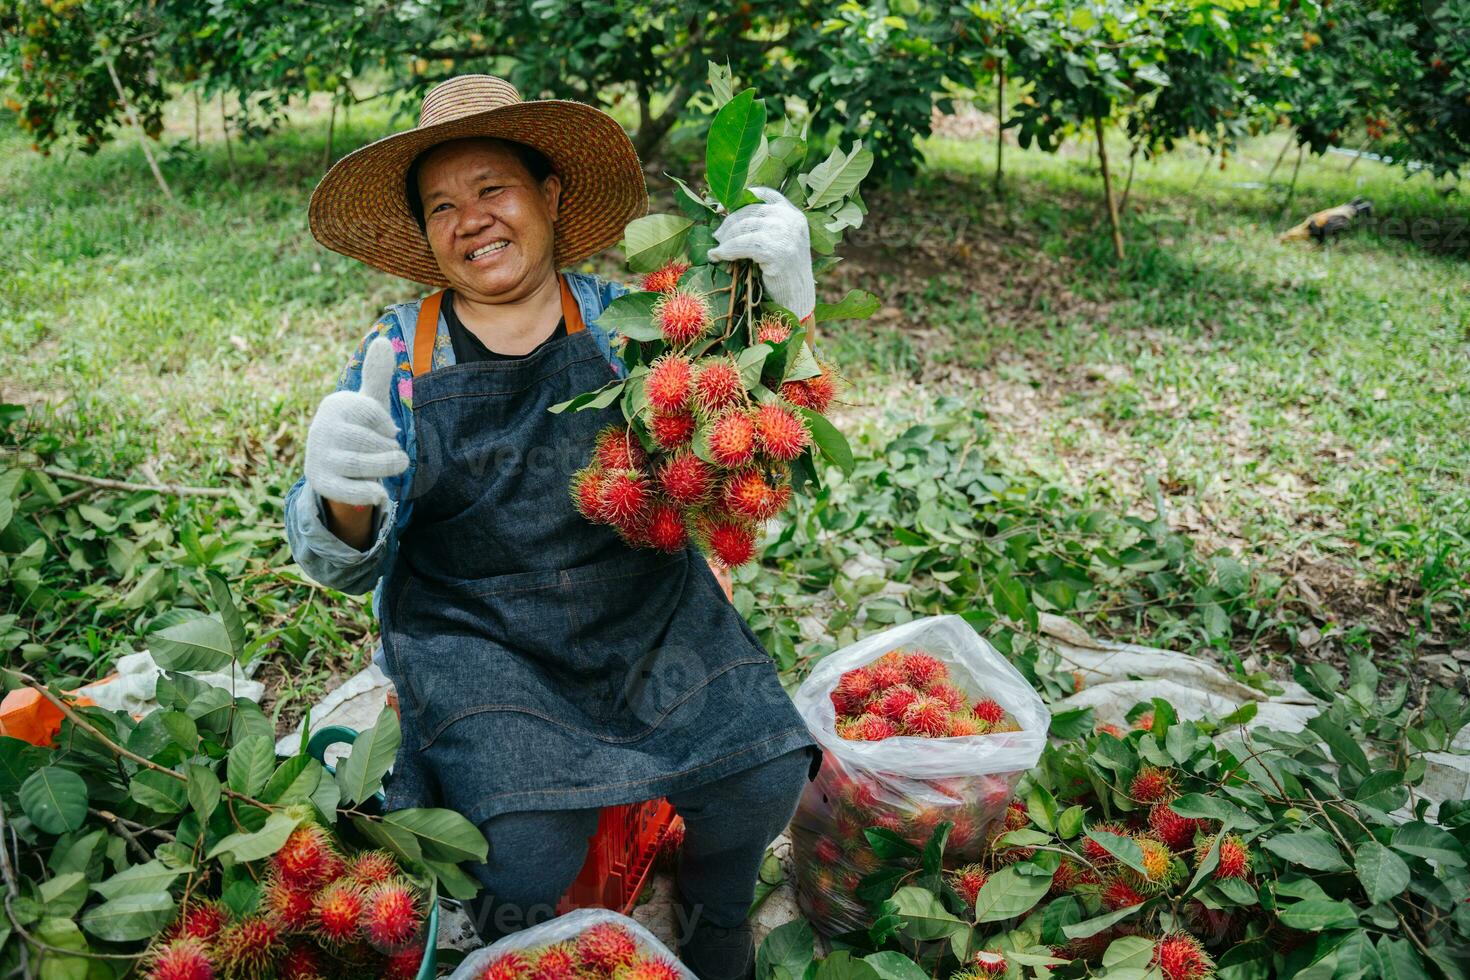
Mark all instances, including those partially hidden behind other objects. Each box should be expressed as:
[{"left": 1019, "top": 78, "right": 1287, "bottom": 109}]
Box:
[{"left": 444, "top": 290, "right": 567, "bottom": 363}]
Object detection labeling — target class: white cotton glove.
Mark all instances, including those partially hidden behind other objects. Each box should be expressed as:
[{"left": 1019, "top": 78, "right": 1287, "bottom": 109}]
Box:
[
  {"left": 304, "top": 337, "right": 409, "bottom": 509},
  {"left": 707, "top": 186, "right": 816, "bottom": 322}
]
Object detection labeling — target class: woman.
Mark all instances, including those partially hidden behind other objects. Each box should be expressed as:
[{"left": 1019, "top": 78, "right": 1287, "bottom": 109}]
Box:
[{"left": 286, "top": 75, "right": 820, "bottom": 978}]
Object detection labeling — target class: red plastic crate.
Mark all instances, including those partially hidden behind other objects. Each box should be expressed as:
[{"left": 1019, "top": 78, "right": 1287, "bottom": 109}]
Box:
[{"left": 556, "top": 799, "right": 682, "bottom": 915}]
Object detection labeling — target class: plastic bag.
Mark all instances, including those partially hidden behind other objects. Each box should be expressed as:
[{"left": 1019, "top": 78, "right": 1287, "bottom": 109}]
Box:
[
  {"left": 448, "top": 908, "right": 694, "bottom": 980},
  {"left": 789, "top": 615, "right": 1049, "bottom": 935}
]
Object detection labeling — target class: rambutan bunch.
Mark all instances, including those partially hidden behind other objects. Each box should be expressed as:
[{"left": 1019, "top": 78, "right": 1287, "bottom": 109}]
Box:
[
  {"left": 828, "top": 649, "right": 1021, "bottom": 742},
  {"left": 574, "top": 922, "right": 639, "bottom": 973},
  {"left": 1151, "top": 932, "right": 1216, "bottom": 980},
  {"left": 144, "top": 936, "right": 215, "bottom": 980}
]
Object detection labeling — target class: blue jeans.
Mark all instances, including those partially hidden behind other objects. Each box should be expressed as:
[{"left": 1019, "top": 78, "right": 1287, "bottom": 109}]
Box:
[{"left": 463, "top": 748, "right": 813, "bottom": 941}]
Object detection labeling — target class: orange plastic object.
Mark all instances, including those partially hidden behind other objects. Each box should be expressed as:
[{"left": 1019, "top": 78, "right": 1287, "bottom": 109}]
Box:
[
  {"left": 0, "top": 687, "right": 99, "bottom": 747},
  {"left": 557, "top": 799, "right": 683, "bottom": 915}
]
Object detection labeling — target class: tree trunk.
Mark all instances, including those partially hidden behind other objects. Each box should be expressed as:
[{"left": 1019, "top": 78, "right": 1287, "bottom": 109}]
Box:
[
  {"left": 220, "top": 94, "right": 235, "bottom": 178},
  {"left": 993, "top": 64, "right": 1004, "bottom": 196},
  {"left": 1119, "top": 142, "right": 1139, "bottom": 214},
  {"left": 323, "top": 95, "right": 336, "bottom": 170},
  {"left": 1266, "top": 129, "right": 1293, "bottom": 184},
  {"left": 1282, "top": 143, "right": 1305, "bottom": 218},
  {"left": 192, "top": 91, "right": 201, "bottom": 147},
  {"left": 104, "top": 56, "right": 172, "bottom": 200},
  {"left": 632, "top": 80, "right": 691, "bottom": 161},
  {"left": 1094, "top": 117, "right": 1125, "bottom": 262}
]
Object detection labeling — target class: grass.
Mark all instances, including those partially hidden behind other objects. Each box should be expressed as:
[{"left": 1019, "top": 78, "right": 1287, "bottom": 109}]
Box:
[{"left": 1, "top": 91, "right": 1465, "bottom": 719}]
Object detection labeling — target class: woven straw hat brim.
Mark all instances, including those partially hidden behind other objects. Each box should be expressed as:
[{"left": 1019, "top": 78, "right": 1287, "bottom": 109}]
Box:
[{"left": 308, "top": 99, "right": 647, "bottom": 286}]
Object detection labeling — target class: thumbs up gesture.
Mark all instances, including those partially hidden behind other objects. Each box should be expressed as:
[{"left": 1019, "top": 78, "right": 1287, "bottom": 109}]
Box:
[{"left": 304, "top": 338, "right": 410, "bottom": 509}]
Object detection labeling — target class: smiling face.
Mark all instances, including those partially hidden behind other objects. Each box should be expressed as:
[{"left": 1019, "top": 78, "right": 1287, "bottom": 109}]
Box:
[{"left": 415, "top": 138, "right": 562, "bottom": 304}]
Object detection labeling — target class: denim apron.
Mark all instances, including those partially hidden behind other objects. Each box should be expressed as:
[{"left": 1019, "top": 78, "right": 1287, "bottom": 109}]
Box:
[{"left": 379, "top": 276, "right": 815, "bottom": 825}]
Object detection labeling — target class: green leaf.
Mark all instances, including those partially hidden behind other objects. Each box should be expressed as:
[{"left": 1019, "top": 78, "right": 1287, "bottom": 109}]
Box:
[
  {"left": 206, "top": 571, "right": 246, "bottom": 657},
  {"left": 353, "top": 814, "right": 423, "bottom": 864},
  {"left": 814, "top": 951, "right": 880, "bottom": 980},
  {"left": 1063, "top": 902, "right": 1144, "bottom": 940},
  {"left": 38, "top": 872, "right": 88, "bottom": 918},
  {"left": 593, "top": 291, "right": 662, "bottom": 340},
  {"left": 549, "top": 377, "right": 627, "bottom": 415},
  {"left": 131, "top": 769, "right": 188, "bottom": 814},
  {"left": 863, "top": 827, "right": 919, "bottom": 860},
  {"left": 79, "top": 891, "right": 176, "bottom": 942},
  {"left": 1215, "top": 876, "right": 1259, "bottom": 904},
  {"left": 1391, "top": 822, "right": 1466, "bottom": 868},
  {"left": 227, "top": 734, "right": 273, "bottom": 797},
  {"left": 1376, "top": 938, "right": 1428, "bottom": 980},
  {"left": 422, "top": 857, "right": 481, "bottom": 901},
  {"left": 972, "top": 865, "right": 1052, "bottom": 923},
  {"left": 0, "top": 736, "right": 49, "bottom": 795},
  {"left": 186, "top": 763, "right": 221, "bottom": 824},
  {"left": 1306, "top": 714, "right": 1371, "bottom": 776},
  {"left": 92, "top": 859, "right": 187, "bottom": 901},
  {"left": 802, "top": 141, "right": 874, "bottom": 210},
  {"left": 757, "top": 919, "right": 814, "bottom": 980},
  {"left": 1026, "top": 785, "right": 1058, "bottom": 833},
  {"left": 706, "top": 89, "right": 766, "bottom": 209},
  {"left": 149, "top": 613, "right": 234, "bottom": 672},
  {"left": 207, "top": 810, "right": 299, "bottom": 863},
  {"left": 862, "top": 951, "right": 929, "bottom": 980},
  {"left": 797, "top": 408, "right": 854, "bottom": 474},
  {"left": 1263, "top": 829, "right": 1350, "bottom": 872},
  {"left": 1057, "top": 805, "right": 1086, "bottom": 839},
  {"left": 260, "top": 755, "right": 323, "bottom": 805},
  {"left": 737, "top": 343, "right": 773, "bottom": 389},
  {"left": 814, "top": 289, "right": 880, "bottom": 323},
  {"left": 990, "top": 571, "right": 1036, "bottom": 630},
  {"left": 1277, "top": 898, "right": 1358, "bottom": 931},
  {"left": 891, "top": 886, "right": 965, "bottom": 940},
  {"left": 336, "top": 705, "right": 401, "bottom": 805},
  {"left": 1355, "top": 841, "right": 1410, "bottom": 905},
  {"left": 1186, "top": 831, "right": 1224, "bottom": 894},
  {"left": 383, "top": 808, "right": 489, "bottom": 863},
  {"left": 1102, "top": 935, "right": 1155, "bottom": 969},
  {"left": 20, "top": 767, "right": 88, "bottom": 834},
  {"left": 1085, "top": 829, "right": 1148, "bottom": 876},
  {"left": 621, "top": 214, "right": 695, "bottom": 273}
]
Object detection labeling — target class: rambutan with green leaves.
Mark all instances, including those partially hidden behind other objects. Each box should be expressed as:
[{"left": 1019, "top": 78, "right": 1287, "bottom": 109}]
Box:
[
  {"left": 1130, "top": 765, "right": 1177, "bottom": 804},
  {"left": 144, "top": 936, "right": 215, "bottom": 980},
  {"left": 653, "top": 288, "right": 713, "bottom": 345},
  {"left": 641, "top": 259, "right": 690, "bottom": 294},
  {"left": 214, "top": 915, "right": 285, "bottom": 980}
]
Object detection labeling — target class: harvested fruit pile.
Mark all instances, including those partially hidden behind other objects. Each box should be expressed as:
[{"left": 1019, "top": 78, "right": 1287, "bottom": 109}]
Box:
[
  {"left": 828, "top": 648, "right": 1023, "bottom": 740},
  {"left": 568, "top": 266, "right": 844, "bottom": 568},
  {"left": 476, "top": 920, "right": 682, "bottom": 980},
  {"left": 141, "top": 824, "right": 429, "bottom": 980}
]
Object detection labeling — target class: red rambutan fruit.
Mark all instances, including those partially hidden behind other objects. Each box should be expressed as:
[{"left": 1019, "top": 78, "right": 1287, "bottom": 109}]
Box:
[
  {"left": 751, "top": 403, "right": 809, "bottom": 461},
  {"left": 650, "top": 410, "right": 697, "bottom": 450},
  {"left": 948, "top": 864, "right": 989, "bottom": 909},
  {"left": 575, "top": 922, "right": 639, "bottom": 973},
  {"left": 214, "top": 916, "right": 284, "bottom": 980},
  {"left": 972, "top": 698, "right": 1006, "bottom": 725},
  {"left": 167, "top": 899, "right": 228, "bottom": 943},
  {"left": 1101, "top": 876, "right": 1148, "bottom": 911},
  {"left": 263, "top": 874, "right": 316, "bottom": 931},
  {"left": 926, "top": 681, "right": 968, "bottom": 713},
  {"left": 972, "top": 950, "right": 1007, "bottom": 976},
  {"left": 1134, "top": 710, "right": 1156, "bottom": 732},
  {"left": 756, "top": 316, "right": 791, "bottom": 344},
  {"left": 1005, "top": 800, "right": 1031, "bottom": 831},
  {"left": 707, "top": 410, "right": 756, "bottom": 468},
  {"left": 692, "top": 358, "right": 744, "bottom": 412},
  {"left": 721, "top": 469, "right": 777, "bottom": 520},
  {"left": 642, "top": 501, "right": 689, "bottom": 552},
  {"left": 641, "top": 259, "right": 690, "bottom": 294},
  {"left": 975, "top": 774, "right": 1014, "bottom": 809},
  {"left": 145, "top": 936, "right": 215, "bottom": 980},
  {"left": 615, "top": 957, "right": 685, "bottom": 980},
  {"left": 1196, "top": 833, "right": 1252, "bottom": 881},
  {"left": 1185, "top": 901, "right": 1243, "bottom": 947},
  {"left": 363, "top": 878, "right": 422, "bottom": 950},
  {"left": 1149, "top": 802, "right": 1208, "bottom": 851},
  {"left": 272, "top": 823, "right": 341, "bottom": 890},
  {"left": 902, "top": 696, "right": 951, "bottom": 737},
  {"left": 599, "top": 469, "right": 651, "bottom": 526},
  {"left": 657, "top": 452, "right": 714, "bottom": 504},
  {"left": 1130, "top": 765, "right": 1177, "bottom": 804},
  {"left": 279, "top": 941, "right": 328, "bottom": 980},
  {"left": 646, "top": 354, "right": 694, "bottom": 411},
  {"left": 1096, "top": 722, "right": 1128, "bottom": 738},
  {"left": 314, "top": 881, "right": 366, "bottom": 945},
  {"left": 384, "top": 943, "right": 425, "bottom": 980},
  {"left": 703, "top": 518, "right": 757, "bottom": 567},
  {"left": 347, "top": 849, "right": 401, "bottom": 888},
  {"left": 1151, "top": 932, "right": 1215, "bottom": 980},
  {"left": 653, "top": 289, "right": 712, "bottom": 345},
  {"left": 528, "top": 945, "right": 578, "bottom": 980},
  {"left": 949, "top": 812, "right": 980, "bottom": 849},
  {"left": 838, "top": 713, "right": 898, "bottom": 741},
  {"left": 837, "top": 668, "right": 877, "bottom": 709},
  {"left": 570, "top": 466, "right": 610, "bottom": 522},
  {"left": 867, "top": 660, "right": 906, "bottom": 691},
  {"left": 900, "top": 651, "right": 948, "bottom": 688},
  {"left": 780, "top": 367, "right": 839, "bottom": 413},
  {"left": 1129, "top": 835, "right": 1183, "bottom": 892},
  {"left": 594, "top": 426, "right": 648, "bottom": 471},
  {"left": 874, "top": 683, "right": 921, "bottom": 721},
  {"left": 947, "top": 712, "right": 984, "bottom": 737},
  {"left": 481, "top": 952, "right": 532, "bottom": 980},
  {"left": 829, "top": 689, "right": 859, "bottom": 718},
  {"left": 1083, "top": 822, "right": 1128, "bottom": 864},
  {"left": 813, "top": 836, "right": 843, "bottom": 865}
]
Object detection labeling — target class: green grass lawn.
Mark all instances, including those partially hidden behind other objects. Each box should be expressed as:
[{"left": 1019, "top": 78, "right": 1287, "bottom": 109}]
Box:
[{"left": 2, "top": 94, "right": 1465, "bottom": 721}]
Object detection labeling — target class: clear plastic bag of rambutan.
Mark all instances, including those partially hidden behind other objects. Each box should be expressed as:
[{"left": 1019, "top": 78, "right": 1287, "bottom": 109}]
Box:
[
  {"left": 448, "top": 907, "right": 693, "bottom": 980},
  {"left": 140, "top": 820, "right": 436, "bottom": 980},
  {"left": 550, "top": 65, "right": 878, "bottom": 569},
  {"left": 786, "top": 616, "right": 1051, "bottom": 936}
]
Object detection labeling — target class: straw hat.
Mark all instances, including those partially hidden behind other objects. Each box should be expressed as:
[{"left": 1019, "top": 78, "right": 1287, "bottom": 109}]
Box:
[{"left": 308, "top": 75, "right": 647, "bottom": 286}]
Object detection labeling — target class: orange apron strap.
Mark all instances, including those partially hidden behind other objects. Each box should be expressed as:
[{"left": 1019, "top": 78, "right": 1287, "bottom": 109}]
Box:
[
  {"left": 559, "top": 273, "right": 586, "bottom": 335},
  {"left": 412, "top": 289, "right": 446, "bottom": 378}
]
